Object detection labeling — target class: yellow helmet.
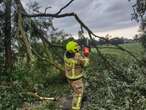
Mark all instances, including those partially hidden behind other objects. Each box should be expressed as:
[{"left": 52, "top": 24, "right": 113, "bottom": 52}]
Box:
[{"left": 66, "top": 41, "right": 80, "bottom": 53}]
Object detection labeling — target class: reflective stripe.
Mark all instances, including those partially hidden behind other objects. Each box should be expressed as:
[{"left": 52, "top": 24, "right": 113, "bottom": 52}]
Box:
[
  {"left": 76, "top": 96, "right": 82, "bottom": 109},
  {"left": 72, "top": 95, "right": 82, "bottom": 110},
  {"left": 64, "top": 56, "right": 77, "bottom": 65},
  {"left": 72, "top": 62, "right": 75, "bottom": 78},
  {"left": 65, "top": 74, "right": 83, "bottom": 80},
  {"left": 64, "top": 55, "right": 83, "bottom": 80},
  {"left": 72, "top": 106, "right": 80, "bottom": 110},
  {"left": 65, "top": 63, "right": 71, "bottom": 67}
]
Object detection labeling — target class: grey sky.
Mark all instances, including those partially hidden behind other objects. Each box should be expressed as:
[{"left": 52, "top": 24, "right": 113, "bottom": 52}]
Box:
[{"left": 22, "top": 0, "right": 138, "bottom": 38}]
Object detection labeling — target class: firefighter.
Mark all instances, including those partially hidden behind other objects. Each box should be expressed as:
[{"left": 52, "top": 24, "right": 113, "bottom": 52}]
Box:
[{"left": 64, "top": 40, "right": 89, "bottom": 110}]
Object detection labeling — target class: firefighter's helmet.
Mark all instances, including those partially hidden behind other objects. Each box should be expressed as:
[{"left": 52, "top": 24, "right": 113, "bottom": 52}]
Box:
[{"left": 66, "top": 41, "right": 80, "bottom": 53}]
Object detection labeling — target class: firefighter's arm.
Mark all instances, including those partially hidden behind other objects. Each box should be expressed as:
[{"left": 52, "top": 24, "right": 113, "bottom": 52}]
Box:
[{"left": 82, "top": 57, "right": 89, "bottom": 67}]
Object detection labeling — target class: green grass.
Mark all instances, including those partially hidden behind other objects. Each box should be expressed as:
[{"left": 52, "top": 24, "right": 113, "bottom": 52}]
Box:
[{"left": 92, "top": 42, "right": 144, "bottom": 62}]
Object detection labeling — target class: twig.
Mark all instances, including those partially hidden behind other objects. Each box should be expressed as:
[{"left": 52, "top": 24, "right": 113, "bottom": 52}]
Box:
[
  {"left": 32, "top": 49, "right": 65, "bottom": 72},
  {"left": 22, "top": 92, "right": 55, "bottom": 101},
  {"left": 0, "top": 85, "right": 11, "bottom": 89},
  {"left": 44, "top": 6, "right": 51, "bottom": 14},
  {"left": 30, "top": 20, "right": 64, "bottom": 48},
  {"left": 56, "top": 0, "right": 74, "bottom": 15}
]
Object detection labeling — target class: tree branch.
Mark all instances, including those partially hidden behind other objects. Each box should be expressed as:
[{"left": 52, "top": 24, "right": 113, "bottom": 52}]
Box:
[
  {"left": 55, "top": 0, "right": 74, "bottom": 15},
  {"left": 44, "top": 6, "right": 52, "bottom": 14},
  {"left": 16, "top": 9, "right": 33, "bottom": 63},
  {"left": 23, "top": 12, "right": 143, "bottom": 65},
  {"left": 21, "top": 92, "right": 55, "bottom": 101},
  {"left": 17, "top": 0, "right": 144, "bottom": 68},
  {"left": 30, "top": 20, "right": 64, "bottom": 48},
  {"left": 23, "top": 12, "right": 105, "bottom": 40},
  {"left": 0, "top": 85, "right": 11, "bottom": 89},
  {"left": 15, "top": 0, "right": 64, "bottom": 49},
  {"left": 32, "top": 49, "right": 64, "bottom": 72}
]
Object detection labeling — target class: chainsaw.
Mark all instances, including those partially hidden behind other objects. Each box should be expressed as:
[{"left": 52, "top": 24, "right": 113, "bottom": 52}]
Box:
[{"left": 82, "top": 39, "right": 90, "bottom": 57}]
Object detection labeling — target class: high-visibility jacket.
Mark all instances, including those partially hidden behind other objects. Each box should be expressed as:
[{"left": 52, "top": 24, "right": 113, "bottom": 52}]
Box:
[{"left": 64, "top": 52, "right": 89, "bottom": 80}]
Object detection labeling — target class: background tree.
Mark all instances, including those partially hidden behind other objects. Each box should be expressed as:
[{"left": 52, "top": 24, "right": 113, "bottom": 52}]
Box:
[
  {"left": 129, "top": 0, "right": 146, "bottom": 66},
  {"left": 0, "top": 1, "right": 4, "bottom": 73}
]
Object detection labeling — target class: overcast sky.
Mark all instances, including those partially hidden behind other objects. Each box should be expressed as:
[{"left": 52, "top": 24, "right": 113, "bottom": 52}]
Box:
[{"left": 22, "top": 0, "right": 139, "bottom": 38}]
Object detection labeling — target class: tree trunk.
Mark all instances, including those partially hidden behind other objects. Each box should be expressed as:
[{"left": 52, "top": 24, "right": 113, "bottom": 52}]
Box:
[
  {"left": 141, "top": 18, "right": 146, "bottom": 74},
  {"left": 4, "top": 0, "right": 12, "bottom": 72}
]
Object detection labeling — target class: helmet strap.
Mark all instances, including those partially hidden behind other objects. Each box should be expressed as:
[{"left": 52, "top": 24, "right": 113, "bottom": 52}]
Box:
[{"left": 66, "top": 51, "right": 75, "bottom": 58}]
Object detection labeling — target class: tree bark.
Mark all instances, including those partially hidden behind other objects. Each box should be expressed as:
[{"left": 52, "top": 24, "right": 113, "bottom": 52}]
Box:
[
  {"left": 142, "top": 19, "right": 146, "bottom": 66},
  {"left": 4, "top": 0, "right": 12, "bottom": 72}
]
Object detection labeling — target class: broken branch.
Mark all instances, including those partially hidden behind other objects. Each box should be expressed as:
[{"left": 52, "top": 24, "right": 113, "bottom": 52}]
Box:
[{"left": 22, "top": 92, "right": 55, "bottom": 101}]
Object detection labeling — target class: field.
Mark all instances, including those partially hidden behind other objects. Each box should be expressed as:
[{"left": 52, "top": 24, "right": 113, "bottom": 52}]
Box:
[{"left": 96, "top": 42, "right": 144, "bottom": 59}]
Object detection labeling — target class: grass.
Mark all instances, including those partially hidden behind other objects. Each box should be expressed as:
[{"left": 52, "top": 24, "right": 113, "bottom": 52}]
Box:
[{"left": 92, "top": 42, "right": 144, "bottom": 62}]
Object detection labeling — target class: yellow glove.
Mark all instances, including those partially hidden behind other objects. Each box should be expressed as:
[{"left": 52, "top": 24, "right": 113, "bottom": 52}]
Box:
[{"left": 84, "top": 57, "right": 89, "bottom": 67}]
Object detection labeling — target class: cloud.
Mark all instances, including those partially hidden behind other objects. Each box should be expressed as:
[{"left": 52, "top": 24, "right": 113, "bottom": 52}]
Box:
[
  {"left": 21, "top": 0, "right": 138, "bottom": 37},
  {"left": 97, "top": 26, "right": 139, "bottom": 39}
]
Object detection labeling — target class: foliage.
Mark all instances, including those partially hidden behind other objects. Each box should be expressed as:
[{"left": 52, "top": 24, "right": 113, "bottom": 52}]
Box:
[
  {"left": 84, "top": 64, "right": 146, "bottom": 110},
  {"left": 0, "top": 61, "right": 69, "bottom": 110},
  {"left": 0, "top": 42, "right": 145, "bottom": 110},
  {"left": 82, "top": 43, "right": 146, "bottom": 110},
  {"left": 141, "top": 34, "right": 146, "bottom": 51},
  {"left": 129, "top": 0, "right": 146, "bottom": 22},
  {"left": 129, "top": 0, "right": 146, "bottom": 65},
  {"left": 0, "top": 82, "right": 24, "bottom": 109}
]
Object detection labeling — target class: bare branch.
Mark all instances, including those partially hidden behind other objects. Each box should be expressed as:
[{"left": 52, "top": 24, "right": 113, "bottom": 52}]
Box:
[
  {"left": 44, "top": 6, "right": 51, "bottom": 14},
  {"left": 0, "top": 85, "right": 11, "bottom": 89},
  {"left": 15, "top": 0, "right": 63, "bottom": 49},
  {"left": 56, "top": 0, "right": 75, "bottom": 15},
  {"left": 21, "top": 92, "right": 55, "bottom": 101},
  {"left": 30, "top": 20, "right": 64, "bottom": 48},
  {"left": 32, "top": 49, "right": 65, "bottom": 72},
  {"left": 23, "top": 12, "right": 106, "bottom": 40}
]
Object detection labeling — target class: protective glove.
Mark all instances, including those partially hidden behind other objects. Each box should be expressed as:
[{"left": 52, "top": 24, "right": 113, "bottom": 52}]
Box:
[{"left": 84, "top": 57, "right": 89, "bottom": 67}]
